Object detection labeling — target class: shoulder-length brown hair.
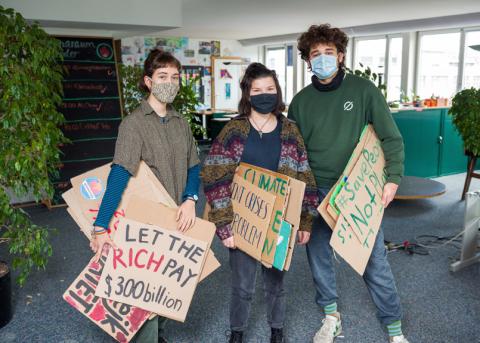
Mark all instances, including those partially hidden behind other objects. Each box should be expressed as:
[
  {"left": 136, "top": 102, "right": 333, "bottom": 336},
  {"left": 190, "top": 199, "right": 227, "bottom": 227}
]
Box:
[{"left": 238, "top": 63, "right": 285, "bottom": 118}]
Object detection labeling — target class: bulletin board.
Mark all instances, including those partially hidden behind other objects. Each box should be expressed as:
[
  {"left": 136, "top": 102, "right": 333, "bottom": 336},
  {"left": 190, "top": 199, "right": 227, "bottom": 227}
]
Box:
[{"left": 211, "top": 56, "right": 247, "bottom": 111}]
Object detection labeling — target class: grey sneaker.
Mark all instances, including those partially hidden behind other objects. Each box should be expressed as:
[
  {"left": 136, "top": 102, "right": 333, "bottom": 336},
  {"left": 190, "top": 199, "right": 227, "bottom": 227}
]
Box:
[
  {"left": 313, "top": 314, "right": 342, "bottom": 343},
  {"left": 390, "top": 335, "right": 410, "bottom": 343}
]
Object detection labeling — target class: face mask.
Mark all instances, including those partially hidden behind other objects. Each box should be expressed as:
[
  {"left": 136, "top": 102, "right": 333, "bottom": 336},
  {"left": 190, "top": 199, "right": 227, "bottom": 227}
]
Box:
[
  {"left": 311, "top": 54, "right": 338, "bottom": 80},
  {"left": 250, "top": 93, "right": 278, "bottom": 114},
  {"left": 149, "top": 78, "right": 179, "bottom": 103}
]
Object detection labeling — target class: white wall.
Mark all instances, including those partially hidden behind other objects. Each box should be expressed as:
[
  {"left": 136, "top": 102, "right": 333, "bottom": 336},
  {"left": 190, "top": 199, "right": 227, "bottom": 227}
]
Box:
[{"left": 1, "top": 0, "right": 182, "bottom": 31}]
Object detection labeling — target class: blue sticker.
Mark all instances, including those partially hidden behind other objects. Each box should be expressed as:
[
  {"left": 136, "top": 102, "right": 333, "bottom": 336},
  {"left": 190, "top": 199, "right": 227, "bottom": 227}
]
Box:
[{"left": 80, "top": 177, "right": 104, "bottom": 200}]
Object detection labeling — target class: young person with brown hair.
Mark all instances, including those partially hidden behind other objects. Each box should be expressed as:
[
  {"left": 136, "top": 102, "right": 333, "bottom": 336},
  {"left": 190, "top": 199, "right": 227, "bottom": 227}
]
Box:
[
  {"left": 90, "top": 49, "right": 201, "bottom": 343},
  {"left": 201, "top": 63, "right": 318, "bottom": 343},
  {"left": 289, "top": 24, "right": 409, "bottom": 343}
]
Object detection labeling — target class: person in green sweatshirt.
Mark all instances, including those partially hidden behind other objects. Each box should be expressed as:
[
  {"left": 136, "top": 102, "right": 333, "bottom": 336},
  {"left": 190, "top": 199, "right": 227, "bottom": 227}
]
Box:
[{"left": 288, "top": 24, "right": 409, "bottom": 343}]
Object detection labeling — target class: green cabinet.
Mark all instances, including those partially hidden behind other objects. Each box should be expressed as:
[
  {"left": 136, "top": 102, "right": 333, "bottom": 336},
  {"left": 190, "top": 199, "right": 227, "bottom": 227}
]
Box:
[
  {"left": 439, "top": 114, "right": 468, "bottom": 176},
  {"left": 392, "top": 108, "right": 476, "bottom": 178}
]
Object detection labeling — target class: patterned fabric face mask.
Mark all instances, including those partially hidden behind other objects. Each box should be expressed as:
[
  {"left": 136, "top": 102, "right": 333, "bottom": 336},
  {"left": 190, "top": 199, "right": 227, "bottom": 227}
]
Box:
[{"left": 149, "top": 78, "right": 180, "bottom": 103}]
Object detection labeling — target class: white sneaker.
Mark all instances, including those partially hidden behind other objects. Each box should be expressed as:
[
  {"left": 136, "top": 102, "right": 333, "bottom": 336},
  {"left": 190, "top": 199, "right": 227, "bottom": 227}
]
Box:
[
  {"left": 390, "top": 335, "right": 410, "bottom": 343},
  {"left": 313, "top": 314, "right": 342, "bottom": 343}
]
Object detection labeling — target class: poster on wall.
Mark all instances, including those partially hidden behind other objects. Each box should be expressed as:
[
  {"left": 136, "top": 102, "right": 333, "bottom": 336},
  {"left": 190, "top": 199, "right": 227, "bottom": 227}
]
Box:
[
  {"left": 212, "top": 56, "right": 247, "bottom": 111},
  {"left": 211, "top": 41, "right": 221, "bottom": 57},
  {"left": 198, "top": 41, "right": 212, "bottom": 55},
  {"left": 121, "top": 36, "right": 225, "bottom": 68},
  {"left": 121, "top": 37, "right": 147, "bottom": 66}
]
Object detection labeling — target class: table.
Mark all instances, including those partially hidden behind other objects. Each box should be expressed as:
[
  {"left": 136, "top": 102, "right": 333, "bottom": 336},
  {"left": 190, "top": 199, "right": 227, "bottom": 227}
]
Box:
[{"left": 394, "top": 176, "right": 446, "bottom": 200}]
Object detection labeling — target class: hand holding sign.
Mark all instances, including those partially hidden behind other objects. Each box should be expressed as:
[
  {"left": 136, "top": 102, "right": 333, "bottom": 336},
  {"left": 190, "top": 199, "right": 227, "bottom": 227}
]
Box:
[
  {"left": 222, "top": 236, "right": 236, "bottom": 249},
  {"left": 90, "top": 227, "right": 118, "bottom": 262},
  {"left": 297, "top": 231, "right": 310, "bottom": 245},
  {"left": 381, "top": 182, "right": 399, "bottom": 208},
  {"left": 176, "top": 200, "right": 196, "bottom": 232}
]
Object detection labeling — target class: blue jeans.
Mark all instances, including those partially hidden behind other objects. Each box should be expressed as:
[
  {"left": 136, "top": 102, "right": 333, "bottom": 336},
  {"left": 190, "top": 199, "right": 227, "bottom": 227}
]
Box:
[{"left": 306, "top": 188, "right": 403, "bottom": 326}]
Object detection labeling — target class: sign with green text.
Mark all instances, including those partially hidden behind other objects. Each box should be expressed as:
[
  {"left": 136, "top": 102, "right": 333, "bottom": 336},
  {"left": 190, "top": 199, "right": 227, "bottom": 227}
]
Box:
[
  {"left": 235, "top": 163, "right": 305, "bottom": 270},
  {"left": 231, "top": 174, "right": 276, "bottom": 261},
  {"left": 319, "top": 125, "right": 387, "bottom": 275}
]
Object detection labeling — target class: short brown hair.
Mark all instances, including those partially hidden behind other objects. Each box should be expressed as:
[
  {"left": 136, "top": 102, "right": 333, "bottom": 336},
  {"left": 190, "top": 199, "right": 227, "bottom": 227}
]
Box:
[
  {"left": 297, "top": 24, "right": 349, "bottom": 68},
  {"left": 238, "top": 63, "right": 285, "bottom": 118},
  {"left": 139, "top": 49, "right": 182, "bottom": 92}
]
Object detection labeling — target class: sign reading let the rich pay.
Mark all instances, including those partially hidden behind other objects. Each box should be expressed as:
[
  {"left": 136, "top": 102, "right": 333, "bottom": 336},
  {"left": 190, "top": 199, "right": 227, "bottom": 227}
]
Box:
[{"left": 96, "top": 217, "right": 208, "bottom": 322}]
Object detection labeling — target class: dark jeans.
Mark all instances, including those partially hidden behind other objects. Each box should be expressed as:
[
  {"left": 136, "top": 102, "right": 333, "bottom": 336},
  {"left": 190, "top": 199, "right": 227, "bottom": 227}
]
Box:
[
  {"left": 229, "top": 248, "right": 286, "bottom": 331},
  {"left": 306, "top": 187, "right": 403, "bottom": 326}
]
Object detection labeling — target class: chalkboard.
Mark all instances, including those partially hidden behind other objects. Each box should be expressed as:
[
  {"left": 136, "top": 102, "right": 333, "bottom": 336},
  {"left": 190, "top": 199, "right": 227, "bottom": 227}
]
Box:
[{"left": 52, "top": 37, "right": 123, "bottom": 204}]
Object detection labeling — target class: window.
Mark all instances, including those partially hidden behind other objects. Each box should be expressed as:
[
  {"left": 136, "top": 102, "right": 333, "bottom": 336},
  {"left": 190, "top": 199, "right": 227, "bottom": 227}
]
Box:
[
  {"left": 463, "top": 30, "right": 480, "bottom": 89},
  {"left": 265, "top": 46, "right": 286, "bottom": 101},
  {"left": 387, "top": 37, "right": 403, "bottom": 101},
  {"left": 303, "top": 60, "right": 312, "bottom": 88},
  {"left": 286, "top": 45, "right": 294, "bottom": 103},
  {"left": 354, "top": 38, "right": 387, "bottom": 77},
  {"left": 417, "top": 31, "right": 461, "bottom": 99}
]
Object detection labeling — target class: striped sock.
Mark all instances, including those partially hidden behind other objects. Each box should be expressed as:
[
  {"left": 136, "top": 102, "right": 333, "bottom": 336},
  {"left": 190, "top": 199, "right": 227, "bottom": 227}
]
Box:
[
  {"left": 387, "top": 320, "right": 402, "bottom": 337},
  {"left": 324, "top": 302, "right": 338, "bottom": 315}
]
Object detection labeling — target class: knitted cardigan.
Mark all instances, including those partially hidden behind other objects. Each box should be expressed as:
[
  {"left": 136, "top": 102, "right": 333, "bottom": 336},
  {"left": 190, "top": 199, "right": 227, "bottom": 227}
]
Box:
[{"left": 201, "top": 116, "right": 319, "bottom": 240}]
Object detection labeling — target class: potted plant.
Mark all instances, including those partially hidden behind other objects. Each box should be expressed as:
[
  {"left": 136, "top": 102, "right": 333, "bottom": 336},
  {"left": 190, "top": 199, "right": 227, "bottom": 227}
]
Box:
[
  {"left": 0, "top": 6, "right": 66, "bottom": 327},
  {"left": 450, "top": 87, "right": 480, "bottom": 157},
  {"left": 118, "top": 64, "right": 206, "bottom": 138},
  {"left": 346, "top": 63, "right": 387, "bottom": 99}
]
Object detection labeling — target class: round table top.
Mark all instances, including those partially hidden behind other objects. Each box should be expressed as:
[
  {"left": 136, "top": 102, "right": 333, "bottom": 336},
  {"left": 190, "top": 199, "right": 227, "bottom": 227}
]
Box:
[{"left": 394, "top": 176, "right": 446, "bottom": 200}]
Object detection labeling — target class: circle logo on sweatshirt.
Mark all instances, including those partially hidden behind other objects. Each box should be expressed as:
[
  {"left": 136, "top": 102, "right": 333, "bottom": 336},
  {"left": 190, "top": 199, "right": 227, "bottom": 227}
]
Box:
[
  {"left": 80, "top": 177, "right": 104, "bottom": 200},
  {"left": 344, "top": 101, "right": 354, "bottom": 111}
]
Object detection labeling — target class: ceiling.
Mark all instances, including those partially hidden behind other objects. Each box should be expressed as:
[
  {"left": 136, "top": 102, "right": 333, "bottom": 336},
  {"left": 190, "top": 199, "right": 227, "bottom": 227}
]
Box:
[{"left": 160, "top": 0, "right": 480, "bottom": 40}]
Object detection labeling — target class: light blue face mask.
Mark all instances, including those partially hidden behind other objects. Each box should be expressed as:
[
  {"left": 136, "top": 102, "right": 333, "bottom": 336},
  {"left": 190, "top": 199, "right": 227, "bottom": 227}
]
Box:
[{"left": 310, "top": 54, "right": 338, "bottom": 80}]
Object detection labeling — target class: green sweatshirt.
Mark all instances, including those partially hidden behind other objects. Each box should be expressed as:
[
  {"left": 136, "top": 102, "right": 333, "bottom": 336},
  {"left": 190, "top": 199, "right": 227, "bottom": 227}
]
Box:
[{"left": 288, "top": 74, "right": 404, "bottom": 188}]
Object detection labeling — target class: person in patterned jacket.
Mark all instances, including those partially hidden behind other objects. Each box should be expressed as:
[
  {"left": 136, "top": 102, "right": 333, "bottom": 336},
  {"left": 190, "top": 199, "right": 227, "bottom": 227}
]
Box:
[{"left": 201, "top": 63, "right": 318, "bottom": 343}]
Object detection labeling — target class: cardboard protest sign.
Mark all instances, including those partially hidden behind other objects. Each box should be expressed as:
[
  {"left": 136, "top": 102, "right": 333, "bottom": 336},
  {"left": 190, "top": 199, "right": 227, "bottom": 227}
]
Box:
[
  {"left": 96, "top": 217, "right": 208, "bottom": 322},
  {"left": 124, "top": 195, "right": 220, "bottom": 283},
  {"left": 203, "top": 163, "right": 305, "bottom": 270},
  {"left": 67, "top": 161, "right": 177, "bottom": 236},
  {"left": 63, "top": 189, "right": 92, "bottom": 238},
  {"left": 319, "top": 126, "right": 376, "bottom": 230},
  {"left": 334, "top": 155, "right": 384, "bottom": 245},
  {"left": 330, "top": 214, "right": 373, "bottom": 275},
  {"left": 235, "top": 163, "right": 306, "bottom": 270},
  {"left": 318, "top": 125, "right": 387, "bottom": 275},
  {"left": 63, "top": 252, "right": 150, "bottom": 342},
  {"left": 281, "top": 177, "right": 306, "bottom": 271},
  {"left": 236, "top": 164, "right": 289, "bottom": 265},
  {"left": 231, "top": 174, "right": 276, "bottom": 261}
]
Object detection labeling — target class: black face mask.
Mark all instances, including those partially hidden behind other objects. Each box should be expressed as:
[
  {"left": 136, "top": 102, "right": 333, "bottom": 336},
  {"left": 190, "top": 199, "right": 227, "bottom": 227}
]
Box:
[{"left": 250, "top": 93, "right": 278, "bottom": 114}]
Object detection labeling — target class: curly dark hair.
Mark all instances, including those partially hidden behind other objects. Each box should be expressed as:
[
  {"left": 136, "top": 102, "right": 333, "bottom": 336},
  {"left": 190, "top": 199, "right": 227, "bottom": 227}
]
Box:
[
  {"left": 297, "top": 24, "right": 349, "bottom": 68},
  {"left": 238, "top": 63, "right": 285, "bottom": 118}
]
